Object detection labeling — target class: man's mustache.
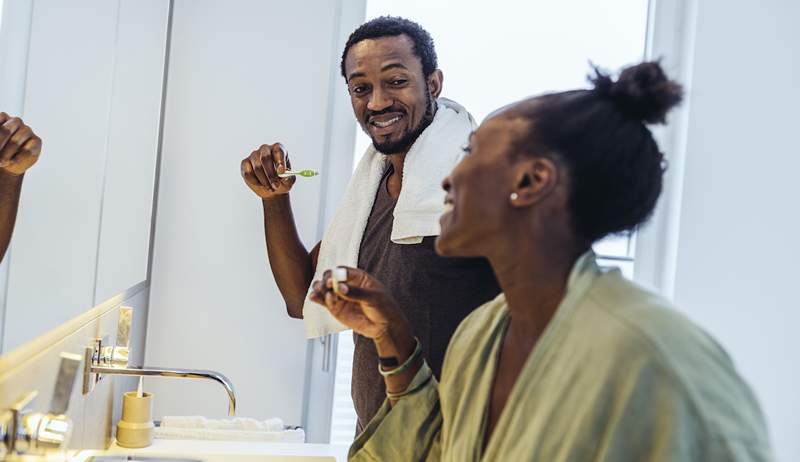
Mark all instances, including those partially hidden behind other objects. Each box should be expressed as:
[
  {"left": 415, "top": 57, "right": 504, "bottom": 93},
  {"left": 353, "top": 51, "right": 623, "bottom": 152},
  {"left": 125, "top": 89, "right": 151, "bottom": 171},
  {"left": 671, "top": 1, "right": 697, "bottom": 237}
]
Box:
[{"left": 365, "top": 107, "right": 407, "bottom": 119}]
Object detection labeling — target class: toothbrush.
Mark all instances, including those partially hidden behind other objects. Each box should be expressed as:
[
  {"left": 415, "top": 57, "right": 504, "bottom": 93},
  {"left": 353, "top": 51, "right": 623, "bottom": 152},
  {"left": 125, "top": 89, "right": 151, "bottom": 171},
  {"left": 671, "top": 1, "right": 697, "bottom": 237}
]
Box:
[
  {"left": 137, "top": 376, "right": 144, "bottom": 398},
  {"left": 278, "top": 169, "right": 319, "bottom": 178}
]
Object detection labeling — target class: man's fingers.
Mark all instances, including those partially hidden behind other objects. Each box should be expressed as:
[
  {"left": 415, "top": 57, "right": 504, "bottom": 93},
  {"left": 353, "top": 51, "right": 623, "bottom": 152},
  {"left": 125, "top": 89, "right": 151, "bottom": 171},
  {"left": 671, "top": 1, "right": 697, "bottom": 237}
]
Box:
[
  {"left": 21, "top": 135, "right": 42, "bottom": 157},
  {"left": 0, "top": 112, "right": 9, "bottom": 125},
  {"left": 0, "top": 117, "right": 23, "bottom": 158},
  {"left": 249, "top": 151, "right": 274, "bottom": 191},
  {"left": 241, "top": 159, "right": 263, "bottom": 188},
  {"left": 6, "top": 135, "right": 40, "bottom": 172},
  {"left": 0, "top": 126, "right": 33, "bottom": 165},
  {"left": 259, "top": 146, "right": 280, "bottom": 186},
  {"left": 271, "top": 144, "right": 288, "bottom": 174}
]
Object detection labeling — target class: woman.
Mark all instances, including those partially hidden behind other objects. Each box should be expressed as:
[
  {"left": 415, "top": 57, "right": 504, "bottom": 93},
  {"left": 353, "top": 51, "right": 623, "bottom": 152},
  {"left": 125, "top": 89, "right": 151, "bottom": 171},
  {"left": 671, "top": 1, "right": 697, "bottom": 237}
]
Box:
[{"left": 310, "top": 62, "right": 772, "bottom": 461}]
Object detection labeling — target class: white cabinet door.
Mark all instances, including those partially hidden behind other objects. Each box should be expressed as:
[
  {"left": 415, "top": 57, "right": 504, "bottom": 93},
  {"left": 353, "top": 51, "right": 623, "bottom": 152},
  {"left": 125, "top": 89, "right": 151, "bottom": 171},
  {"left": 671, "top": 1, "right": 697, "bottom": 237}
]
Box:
[{"left": 93, "top": 0, "right": 170, "bottom": 304}]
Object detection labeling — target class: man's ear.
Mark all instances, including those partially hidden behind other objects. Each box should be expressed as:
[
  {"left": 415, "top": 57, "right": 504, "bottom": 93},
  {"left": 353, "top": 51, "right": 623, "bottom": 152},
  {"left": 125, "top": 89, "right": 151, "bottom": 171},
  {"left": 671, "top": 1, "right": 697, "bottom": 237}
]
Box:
[
  {"left": 509, "top": 157, "right": 559, "bottom": 208},
  {"left": 428, "top": 69, "right": 443, "bottom": 99}
]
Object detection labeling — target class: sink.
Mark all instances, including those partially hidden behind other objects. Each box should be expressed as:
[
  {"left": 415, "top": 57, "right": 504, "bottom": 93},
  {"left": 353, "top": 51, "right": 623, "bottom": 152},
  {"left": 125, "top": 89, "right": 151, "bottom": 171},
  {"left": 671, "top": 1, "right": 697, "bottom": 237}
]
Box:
[
  {"left": 72, "top": 441, "right": 347, "bottom": 462},
  {"left": 87, "top": 456, "right": 334, "bottom": 462},
  {"left": 88, "top": 458, "right": 204, "bottom": 462}
]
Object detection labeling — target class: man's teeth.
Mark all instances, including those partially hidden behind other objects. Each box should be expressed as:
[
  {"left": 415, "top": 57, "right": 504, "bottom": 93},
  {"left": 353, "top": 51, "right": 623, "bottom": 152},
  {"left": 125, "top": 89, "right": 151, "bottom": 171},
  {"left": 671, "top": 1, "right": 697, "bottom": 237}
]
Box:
[
  {"left": 443, "top": 203, "right": 454, "bottom": 213},
  {"left": 372, "top": 116, "right": 401, "bottom": 128}
]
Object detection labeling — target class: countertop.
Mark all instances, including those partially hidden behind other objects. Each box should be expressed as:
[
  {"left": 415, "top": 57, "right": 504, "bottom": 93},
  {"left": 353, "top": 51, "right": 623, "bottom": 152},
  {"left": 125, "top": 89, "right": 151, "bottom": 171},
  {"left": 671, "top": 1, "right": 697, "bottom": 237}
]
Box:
[{"left": 71, "top": 439, "right": 350, "bottom": 462}]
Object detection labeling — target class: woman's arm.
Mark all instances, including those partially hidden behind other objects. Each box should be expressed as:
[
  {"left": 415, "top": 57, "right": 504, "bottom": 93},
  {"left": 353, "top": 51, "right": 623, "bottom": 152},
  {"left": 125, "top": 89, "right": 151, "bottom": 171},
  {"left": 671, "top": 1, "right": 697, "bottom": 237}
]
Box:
[{"left": 309, "top": 266, "right": 444, "bottom": 460}]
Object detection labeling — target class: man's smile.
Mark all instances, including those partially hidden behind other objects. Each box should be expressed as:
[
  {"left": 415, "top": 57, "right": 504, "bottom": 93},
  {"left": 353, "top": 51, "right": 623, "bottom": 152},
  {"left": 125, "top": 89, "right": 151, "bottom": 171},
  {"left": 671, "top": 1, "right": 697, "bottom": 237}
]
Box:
[{"left": 368, "top": 112, "right": 405, "bottom": 136}]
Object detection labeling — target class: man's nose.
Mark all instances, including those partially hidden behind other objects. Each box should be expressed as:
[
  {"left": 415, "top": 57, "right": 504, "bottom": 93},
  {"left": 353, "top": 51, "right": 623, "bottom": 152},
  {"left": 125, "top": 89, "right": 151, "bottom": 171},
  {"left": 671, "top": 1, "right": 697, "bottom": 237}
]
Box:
[{"left": 367, "top": 87, "right": 392, "bottom": 112}]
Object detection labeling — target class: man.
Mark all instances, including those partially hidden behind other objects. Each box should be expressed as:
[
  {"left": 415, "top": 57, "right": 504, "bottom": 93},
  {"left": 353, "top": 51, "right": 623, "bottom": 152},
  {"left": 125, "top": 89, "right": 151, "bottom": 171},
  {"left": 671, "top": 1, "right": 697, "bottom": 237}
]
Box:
[
  {"left": 241, "top": 17, "right": 500, "bottom": 431},
  {"left": 0, "top": 113, "right": 42, "bottom": 261}
]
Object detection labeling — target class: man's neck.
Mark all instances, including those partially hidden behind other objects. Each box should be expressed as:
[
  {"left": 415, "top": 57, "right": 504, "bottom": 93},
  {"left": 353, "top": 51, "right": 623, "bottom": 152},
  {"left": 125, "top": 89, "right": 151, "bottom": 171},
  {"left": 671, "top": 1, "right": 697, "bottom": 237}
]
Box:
[
  {"left": 385, "top": 153, "right": 406, "bottom": 199},
  {"left": 383, "top": 100, "right": 438, "bottom": 199}
]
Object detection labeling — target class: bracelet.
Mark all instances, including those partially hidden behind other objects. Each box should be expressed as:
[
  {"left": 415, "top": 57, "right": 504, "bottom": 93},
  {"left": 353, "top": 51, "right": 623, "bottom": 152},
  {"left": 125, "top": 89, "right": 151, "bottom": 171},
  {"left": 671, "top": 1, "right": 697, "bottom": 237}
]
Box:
[
  {"left": 378, "top": 337, "right": 422, "bottom": 377},
  {"left": 386, "top": 370, "right": 433, "bottom": 400}
]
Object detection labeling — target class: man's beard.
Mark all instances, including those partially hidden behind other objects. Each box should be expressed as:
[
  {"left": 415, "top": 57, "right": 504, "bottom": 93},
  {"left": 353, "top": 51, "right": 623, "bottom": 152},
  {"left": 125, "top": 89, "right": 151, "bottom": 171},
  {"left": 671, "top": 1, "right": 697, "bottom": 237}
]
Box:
[{"left": 370, "top": 89, "right": 436, "bottom": 155}]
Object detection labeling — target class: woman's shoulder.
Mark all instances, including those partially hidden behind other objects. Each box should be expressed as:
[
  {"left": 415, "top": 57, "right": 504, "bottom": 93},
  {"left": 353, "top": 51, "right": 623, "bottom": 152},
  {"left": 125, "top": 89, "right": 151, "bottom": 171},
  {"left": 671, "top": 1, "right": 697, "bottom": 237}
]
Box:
[
  {"left": 578, "top": 270, "right": 769, "bottom": 444},
  {"left": 452, "top": 292, "right": 508, "bottom": 339},
  {"left": 439, "top": 293, "right": 507, "bottom": 363}
]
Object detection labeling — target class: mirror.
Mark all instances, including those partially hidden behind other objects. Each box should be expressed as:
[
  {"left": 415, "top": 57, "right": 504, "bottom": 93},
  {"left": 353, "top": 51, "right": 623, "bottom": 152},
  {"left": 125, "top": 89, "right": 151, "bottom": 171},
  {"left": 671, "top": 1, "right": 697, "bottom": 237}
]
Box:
[{"left": 0, "top": 0, "right": 170, "bottom": 352}]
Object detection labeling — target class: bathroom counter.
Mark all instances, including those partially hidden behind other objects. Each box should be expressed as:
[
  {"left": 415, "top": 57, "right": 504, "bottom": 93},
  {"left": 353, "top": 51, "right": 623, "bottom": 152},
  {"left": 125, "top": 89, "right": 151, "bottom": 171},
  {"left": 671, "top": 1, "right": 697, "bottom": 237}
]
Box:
[{"left": 71, "top": 439, "right": 350, "bottom": 462}]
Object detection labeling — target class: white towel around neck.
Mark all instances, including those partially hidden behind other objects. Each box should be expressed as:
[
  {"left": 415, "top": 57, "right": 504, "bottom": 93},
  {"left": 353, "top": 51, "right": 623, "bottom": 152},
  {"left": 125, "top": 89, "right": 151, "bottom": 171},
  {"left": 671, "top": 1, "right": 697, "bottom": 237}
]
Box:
[{"left": 302, "top": 98, "right": 476, "bottom": 338}]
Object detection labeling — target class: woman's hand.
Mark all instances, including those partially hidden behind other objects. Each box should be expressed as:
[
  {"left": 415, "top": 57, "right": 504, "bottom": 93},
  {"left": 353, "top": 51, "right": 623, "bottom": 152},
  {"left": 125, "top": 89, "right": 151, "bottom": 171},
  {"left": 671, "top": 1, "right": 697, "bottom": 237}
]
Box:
[
  {"left": 310, "top": 267, "right": 416, "bottom": 361},
  {"left": 309, "top": 267, "right": 403, "bottom": 338}
]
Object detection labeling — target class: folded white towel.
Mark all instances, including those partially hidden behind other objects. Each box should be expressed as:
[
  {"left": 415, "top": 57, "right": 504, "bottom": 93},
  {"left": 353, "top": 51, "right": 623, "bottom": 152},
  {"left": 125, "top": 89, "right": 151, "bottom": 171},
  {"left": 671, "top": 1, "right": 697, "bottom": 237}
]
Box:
[
  {"left": 160, "top": 416, "right": 284, "bottom": 432},
  {"left": 154, "top": 427, "right": 305, "bottom": 443},
  {"left": 302, "top": 98, "right": 476, "bottom": 338}
]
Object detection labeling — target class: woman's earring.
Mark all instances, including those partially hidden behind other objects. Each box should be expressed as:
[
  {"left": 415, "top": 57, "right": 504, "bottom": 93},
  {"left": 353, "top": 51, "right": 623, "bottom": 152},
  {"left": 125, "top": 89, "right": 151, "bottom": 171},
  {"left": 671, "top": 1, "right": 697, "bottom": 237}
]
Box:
[{"left": 510, "top": 192, "right": 519, "bottom": 201}]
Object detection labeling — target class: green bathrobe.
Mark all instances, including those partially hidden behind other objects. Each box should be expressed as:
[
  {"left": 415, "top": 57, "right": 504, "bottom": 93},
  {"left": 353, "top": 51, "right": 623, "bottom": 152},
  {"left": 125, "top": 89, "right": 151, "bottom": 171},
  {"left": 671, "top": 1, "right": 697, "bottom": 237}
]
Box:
[{"left": 349, "top": 253, "right": 772, "bottom": 461}]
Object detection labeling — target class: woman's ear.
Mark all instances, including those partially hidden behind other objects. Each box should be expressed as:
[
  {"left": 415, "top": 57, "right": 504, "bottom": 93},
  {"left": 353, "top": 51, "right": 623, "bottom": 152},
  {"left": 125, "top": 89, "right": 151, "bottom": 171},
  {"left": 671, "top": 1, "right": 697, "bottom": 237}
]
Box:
[
  {"left": 509, "top": 157, "right": 559, "bottom": 207},
  {"left": 428, "top": 69, "right": 443, "bottom": 99}
]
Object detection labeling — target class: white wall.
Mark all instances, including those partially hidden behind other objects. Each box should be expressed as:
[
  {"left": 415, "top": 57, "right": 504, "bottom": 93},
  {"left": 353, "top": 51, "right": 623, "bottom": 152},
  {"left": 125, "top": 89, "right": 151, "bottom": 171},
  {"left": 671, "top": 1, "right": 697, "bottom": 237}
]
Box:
[
  {"left": 640, "top": 1, "right": 800, "bottom": 460},
  {"left": 145, "top": 0, "right": 354, "bottom": 424}
]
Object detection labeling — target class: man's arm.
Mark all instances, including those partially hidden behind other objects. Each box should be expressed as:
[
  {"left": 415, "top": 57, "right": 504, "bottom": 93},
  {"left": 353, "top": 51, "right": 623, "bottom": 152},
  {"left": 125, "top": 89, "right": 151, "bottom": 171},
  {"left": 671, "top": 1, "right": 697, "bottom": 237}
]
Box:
[
  {"left": 241, "top": 143, "right": 318, "bottom": 318},
  {"left": 0, "top": 171, "right": 24, "bottom": 261},
  {"left": 262, "top": 195, "right": 319, "bottom": 318},
  {"left": 0, "top": 113, "right": 42, "bottom": 262}
]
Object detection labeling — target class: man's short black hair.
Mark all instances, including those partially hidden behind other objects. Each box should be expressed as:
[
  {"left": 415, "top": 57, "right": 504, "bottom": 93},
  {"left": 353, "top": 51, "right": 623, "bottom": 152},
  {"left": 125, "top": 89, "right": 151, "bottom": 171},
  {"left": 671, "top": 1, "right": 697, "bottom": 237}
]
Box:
[{"left": 340, "top": 16, "right": 438, "bottom": 81}]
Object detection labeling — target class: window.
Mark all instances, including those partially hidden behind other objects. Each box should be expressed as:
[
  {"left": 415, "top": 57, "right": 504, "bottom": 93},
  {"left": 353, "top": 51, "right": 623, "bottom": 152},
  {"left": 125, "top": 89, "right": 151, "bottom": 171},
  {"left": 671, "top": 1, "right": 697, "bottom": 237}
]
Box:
[{"left": 333, "top": 0, "right": 650, "bottom": 442}]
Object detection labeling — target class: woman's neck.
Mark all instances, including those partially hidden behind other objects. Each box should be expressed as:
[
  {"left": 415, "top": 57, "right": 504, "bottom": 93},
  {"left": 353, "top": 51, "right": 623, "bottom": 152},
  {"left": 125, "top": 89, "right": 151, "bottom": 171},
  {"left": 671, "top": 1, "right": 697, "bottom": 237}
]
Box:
[{"left": 488, "top": 234, "right": 586, "bottom": 332}]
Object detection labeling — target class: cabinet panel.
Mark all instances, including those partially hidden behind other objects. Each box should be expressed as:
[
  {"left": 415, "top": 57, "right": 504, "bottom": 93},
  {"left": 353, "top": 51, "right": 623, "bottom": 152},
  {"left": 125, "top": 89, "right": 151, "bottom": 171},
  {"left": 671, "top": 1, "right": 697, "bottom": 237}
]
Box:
[{"left": 94, "top": 0, "right": 170, "bottom": 304}]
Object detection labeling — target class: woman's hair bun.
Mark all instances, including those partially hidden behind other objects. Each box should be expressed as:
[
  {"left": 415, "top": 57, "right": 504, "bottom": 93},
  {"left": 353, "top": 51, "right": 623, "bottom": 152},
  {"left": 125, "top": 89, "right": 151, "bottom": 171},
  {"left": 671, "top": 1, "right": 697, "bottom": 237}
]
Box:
[{"left": 591, "top": 61, "right": 683, "bottom": 124}]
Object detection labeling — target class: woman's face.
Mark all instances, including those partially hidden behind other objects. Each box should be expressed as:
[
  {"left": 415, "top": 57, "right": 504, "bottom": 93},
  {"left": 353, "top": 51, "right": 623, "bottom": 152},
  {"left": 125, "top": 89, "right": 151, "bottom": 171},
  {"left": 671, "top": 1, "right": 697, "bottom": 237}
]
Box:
[{"left": 436, "top": 115, "right": 527, "bottom": 257}]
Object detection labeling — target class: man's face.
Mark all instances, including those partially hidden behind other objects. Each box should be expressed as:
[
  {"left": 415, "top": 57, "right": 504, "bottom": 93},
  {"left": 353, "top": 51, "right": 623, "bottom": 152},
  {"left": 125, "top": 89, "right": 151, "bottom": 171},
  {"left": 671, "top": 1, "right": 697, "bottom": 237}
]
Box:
[{"left": 344, "top": 35, "right": 439, "bottom": 155}]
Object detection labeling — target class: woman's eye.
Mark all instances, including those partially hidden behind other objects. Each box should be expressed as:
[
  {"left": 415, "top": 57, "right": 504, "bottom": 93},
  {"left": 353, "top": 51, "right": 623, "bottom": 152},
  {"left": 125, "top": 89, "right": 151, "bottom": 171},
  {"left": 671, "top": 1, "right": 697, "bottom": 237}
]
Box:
[{"left": 461, "top": 144, "right": 472, "bottom": 155}]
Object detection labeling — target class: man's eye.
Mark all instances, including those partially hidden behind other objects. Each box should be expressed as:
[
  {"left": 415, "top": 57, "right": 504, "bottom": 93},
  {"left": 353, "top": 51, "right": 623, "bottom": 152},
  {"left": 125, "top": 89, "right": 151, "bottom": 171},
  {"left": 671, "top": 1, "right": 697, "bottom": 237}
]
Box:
[
  {"left": 390, "top": 79, "right": 408, "bottom": 86},
  {"left": 351, "top": 85, "right": 368, "bottom": 95}
]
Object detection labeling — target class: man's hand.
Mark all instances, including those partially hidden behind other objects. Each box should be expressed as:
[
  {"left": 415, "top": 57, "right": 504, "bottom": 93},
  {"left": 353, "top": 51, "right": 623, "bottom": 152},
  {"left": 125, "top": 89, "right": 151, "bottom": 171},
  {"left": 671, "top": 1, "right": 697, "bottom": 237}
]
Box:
[
  {"left": 0, "top": 113, "right": 42, "bottom": 177},
  {"left": 241, "top": 143, "right": 296, "bottom": 199}
]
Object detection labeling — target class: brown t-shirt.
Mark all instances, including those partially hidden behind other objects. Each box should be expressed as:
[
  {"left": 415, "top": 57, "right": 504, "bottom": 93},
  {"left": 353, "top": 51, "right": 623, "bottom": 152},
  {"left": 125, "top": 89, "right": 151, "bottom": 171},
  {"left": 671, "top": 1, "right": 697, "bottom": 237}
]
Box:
[{"left": 353, "top": 165, "right": 500, "bottom": 431}]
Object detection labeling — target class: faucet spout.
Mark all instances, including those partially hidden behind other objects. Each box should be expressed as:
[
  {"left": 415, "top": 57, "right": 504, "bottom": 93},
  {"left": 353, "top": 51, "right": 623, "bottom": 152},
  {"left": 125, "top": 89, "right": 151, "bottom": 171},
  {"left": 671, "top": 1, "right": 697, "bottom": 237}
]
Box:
[{"left": 90, "top": 365, "right": 236, "bottom": 416}]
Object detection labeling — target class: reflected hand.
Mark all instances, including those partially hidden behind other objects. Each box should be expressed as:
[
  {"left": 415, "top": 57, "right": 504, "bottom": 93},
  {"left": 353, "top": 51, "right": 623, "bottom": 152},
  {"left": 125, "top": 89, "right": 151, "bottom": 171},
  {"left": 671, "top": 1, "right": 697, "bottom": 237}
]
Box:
[
  {"left": 309, "top": 267, "right": 411, "bottom": 342},
  {"left": 0, "top": 113, "right": 42, "bottom": 177},
  {"left": 240, "top": 143, "right": 296, "bottom": 199}
]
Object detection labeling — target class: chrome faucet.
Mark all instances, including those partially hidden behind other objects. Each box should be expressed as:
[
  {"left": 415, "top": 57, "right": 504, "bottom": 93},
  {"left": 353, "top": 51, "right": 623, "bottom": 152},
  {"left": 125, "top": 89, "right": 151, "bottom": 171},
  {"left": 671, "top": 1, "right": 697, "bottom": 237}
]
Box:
[
  {"left": 1, "top": 352, "right": 82, "bottom": 459},
  {"left": 82, "top": 307, "right": 237, "bottom": 416},
  {"left": 86, "top": 362, "right": 237, "bottom": 416}
]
